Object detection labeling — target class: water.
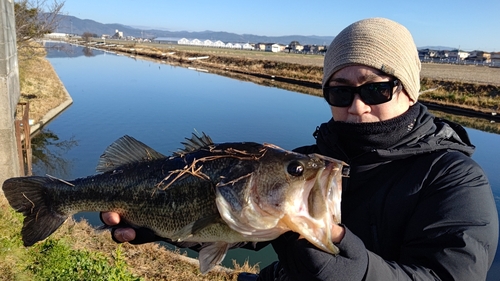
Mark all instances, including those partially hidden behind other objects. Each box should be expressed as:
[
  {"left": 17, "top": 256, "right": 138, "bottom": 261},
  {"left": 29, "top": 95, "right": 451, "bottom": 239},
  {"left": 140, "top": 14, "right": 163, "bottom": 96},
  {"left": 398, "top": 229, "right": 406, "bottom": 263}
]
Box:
[{"left": 38, "top": 44, "right": 500, "bottom": 278}]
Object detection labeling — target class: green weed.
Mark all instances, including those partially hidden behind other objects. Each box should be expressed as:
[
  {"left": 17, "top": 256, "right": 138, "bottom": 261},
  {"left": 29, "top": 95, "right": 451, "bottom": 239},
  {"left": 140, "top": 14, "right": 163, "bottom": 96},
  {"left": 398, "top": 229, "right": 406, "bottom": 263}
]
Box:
[{"left": 27, "top": 239, "right": 141, "bottom": 281}]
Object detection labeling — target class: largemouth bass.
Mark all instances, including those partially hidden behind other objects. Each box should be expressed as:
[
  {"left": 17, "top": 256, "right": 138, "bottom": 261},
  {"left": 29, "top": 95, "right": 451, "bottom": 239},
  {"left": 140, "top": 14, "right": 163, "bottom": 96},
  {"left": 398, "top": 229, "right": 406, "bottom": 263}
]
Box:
[{"left": 3, "top": 133, "right": 347, "bottom": 273}]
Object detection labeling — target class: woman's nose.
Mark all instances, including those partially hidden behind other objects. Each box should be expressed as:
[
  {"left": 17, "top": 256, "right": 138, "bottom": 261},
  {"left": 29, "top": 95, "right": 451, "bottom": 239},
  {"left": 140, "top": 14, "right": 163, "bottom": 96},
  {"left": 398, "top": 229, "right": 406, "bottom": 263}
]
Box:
[{"left": 347, "top": 94, "right": 371, "bottom": 115}]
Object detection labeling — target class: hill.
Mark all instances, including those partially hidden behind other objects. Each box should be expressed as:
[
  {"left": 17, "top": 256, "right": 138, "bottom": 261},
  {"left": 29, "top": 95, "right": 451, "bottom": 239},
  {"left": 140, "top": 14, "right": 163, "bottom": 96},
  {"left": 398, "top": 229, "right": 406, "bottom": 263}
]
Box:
[
  {"left": 56, "top": 15, "right": 335, "bottom": 45},
  {"left": 418, "top": 46, "right": 456, "bottom": 51}
]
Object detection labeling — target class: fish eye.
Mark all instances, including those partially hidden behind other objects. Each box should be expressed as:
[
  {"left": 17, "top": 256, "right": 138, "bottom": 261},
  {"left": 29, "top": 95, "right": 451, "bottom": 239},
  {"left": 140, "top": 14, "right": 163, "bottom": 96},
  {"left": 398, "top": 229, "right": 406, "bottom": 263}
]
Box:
[{"left": 287, "top": 161, "right": 304, "bottom": 177}]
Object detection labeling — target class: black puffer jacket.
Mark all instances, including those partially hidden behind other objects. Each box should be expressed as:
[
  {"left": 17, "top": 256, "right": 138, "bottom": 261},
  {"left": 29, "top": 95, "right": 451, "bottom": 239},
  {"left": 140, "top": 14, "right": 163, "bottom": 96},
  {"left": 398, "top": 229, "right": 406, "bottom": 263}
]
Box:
[{"left": 269, "top": 103, "right": 498, "bottom": 281}]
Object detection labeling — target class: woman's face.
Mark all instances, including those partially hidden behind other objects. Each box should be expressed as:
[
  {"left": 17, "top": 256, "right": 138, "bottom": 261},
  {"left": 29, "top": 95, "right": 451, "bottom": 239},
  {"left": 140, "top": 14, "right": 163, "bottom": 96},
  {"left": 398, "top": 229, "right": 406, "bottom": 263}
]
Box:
[{"left": 326, "top": 65, "right": 414, "bottom": 123}]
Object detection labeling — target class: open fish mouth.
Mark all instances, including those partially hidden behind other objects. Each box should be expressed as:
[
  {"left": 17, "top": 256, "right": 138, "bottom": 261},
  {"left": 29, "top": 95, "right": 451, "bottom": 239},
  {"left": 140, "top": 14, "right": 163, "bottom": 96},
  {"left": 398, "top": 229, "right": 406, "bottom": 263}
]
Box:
[
  {"left": 215, "top": 152, "right": 346, "bottom": 254},
  {"left": 281, "top": 158, "right": 343, "bottom": 254}
]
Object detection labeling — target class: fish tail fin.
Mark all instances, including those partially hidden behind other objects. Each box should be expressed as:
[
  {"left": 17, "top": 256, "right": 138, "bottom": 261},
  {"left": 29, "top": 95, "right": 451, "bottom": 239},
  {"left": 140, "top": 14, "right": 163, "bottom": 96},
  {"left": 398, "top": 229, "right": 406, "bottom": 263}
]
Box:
[{"left": 2, "top": 176, "right": 68, "bottom": 246}]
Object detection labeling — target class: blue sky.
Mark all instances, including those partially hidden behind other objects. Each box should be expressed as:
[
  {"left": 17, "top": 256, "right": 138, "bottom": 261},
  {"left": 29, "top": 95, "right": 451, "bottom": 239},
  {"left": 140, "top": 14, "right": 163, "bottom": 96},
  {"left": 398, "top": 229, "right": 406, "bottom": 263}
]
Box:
[{"left": 62, "top": 0, "right": 499, "bottom": 52}]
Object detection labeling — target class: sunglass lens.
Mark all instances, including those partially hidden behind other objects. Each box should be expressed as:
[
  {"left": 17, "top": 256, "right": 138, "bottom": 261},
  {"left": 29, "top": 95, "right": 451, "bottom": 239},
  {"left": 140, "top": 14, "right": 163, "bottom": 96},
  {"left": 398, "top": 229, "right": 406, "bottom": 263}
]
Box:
[
  {"left": 360, "top": 83, "right": 393, "bottom": 105},
  {"left": 327, "top": 88, "right": 353, "bottom": 107},
  {"left": 324, "top": 80, "right": 396, "bottom": 107}
]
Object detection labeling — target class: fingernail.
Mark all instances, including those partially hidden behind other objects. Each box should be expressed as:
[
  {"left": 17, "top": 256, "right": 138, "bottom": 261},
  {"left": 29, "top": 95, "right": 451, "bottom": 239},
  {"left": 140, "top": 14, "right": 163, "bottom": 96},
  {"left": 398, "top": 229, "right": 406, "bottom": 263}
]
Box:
[{"left": 115, "top": 229, "right": 129, "bottom": 242}]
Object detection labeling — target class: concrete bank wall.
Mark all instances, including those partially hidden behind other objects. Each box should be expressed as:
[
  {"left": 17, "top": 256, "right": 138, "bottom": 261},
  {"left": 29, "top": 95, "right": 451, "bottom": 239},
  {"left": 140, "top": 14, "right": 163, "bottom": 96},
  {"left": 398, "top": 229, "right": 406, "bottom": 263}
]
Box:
[{"left": 0, "top": 0, "right": 21, "bottom": 188}]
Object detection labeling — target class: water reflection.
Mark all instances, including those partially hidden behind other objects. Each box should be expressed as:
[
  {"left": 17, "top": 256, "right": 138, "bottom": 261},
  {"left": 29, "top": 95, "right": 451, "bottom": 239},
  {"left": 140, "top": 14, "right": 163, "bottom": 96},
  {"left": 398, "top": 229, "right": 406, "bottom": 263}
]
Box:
[
  {"left": 82, "top": 47, "right": 95, "bottom": 57},
  {"left": 31, "top": 129, "right": 78, "bottom": 178},
  {"left": 430, "top": 110, "right": 500, "bottom": 134}
]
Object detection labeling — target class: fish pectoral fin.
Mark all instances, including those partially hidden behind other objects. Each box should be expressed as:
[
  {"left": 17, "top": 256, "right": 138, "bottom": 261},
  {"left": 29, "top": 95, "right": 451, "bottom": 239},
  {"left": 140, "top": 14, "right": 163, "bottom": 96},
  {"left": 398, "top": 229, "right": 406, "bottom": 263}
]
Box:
[
  {"left": 171, "top": 214, "right": 222, "bottom": 241},
  {"left": 96, "top": 135, "right": 166, "bottom": 173},
  {"left": 198, "top": 242, "right": 230, "bottom": 274}
]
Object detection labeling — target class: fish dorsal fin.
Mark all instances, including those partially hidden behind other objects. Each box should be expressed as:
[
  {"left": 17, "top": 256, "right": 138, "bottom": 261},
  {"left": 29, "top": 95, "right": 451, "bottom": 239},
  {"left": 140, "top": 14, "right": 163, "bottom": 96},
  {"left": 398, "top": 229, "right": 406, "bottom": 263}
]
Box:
[
  {"left": 174, "top": 131, "right": 214, "bottom": 156},
  {"left": 96, "top": 135, "right": 166, "bottom": 173},
  {"left": 198, "top": 242, "right": 230, "bottom": 274}
]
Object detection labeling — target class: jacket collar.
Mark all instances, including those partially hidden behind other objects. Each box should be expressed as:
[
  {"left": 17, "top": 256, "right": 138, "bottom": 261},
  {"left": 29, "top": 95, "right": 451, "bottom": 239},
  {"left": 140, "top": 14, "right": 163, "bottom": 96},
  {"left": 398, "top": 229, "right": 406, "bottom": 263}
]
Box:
[{"left": 315, "top": 103, "right": 475, "bottom": 164}]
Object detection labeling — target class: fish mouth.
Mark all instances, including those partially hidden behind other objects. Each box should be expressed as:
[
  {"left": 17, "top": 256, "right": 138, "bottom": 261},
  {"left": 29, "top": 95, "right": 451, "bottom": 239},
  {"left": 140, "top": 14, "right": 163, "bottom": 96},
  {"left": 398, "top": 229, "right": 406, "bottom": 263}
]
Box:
[
  {"left": 281, "top": 157, "right": 343, "bottom": 254},
  {"left": 215, "top": 154, "right": 345, "bottom": 253}
]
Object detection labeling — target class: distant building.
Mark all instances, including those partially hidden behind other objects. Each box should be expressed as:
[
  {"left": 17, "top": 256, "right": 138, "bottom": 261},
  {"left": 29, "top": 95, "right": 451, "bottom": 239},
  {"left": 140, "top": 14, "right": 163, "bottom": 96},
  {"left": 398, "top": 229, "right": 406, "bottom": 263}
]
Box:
[
  {"left": 265, "top": 43, "right": 280, "bottom": 52},
  {"left": 242, "top": 43, "right": 254, "bottom": 50},
  {"left": 447, "top": 49, "right": 469, "bottom": 61},
  {"left": 491, "top": 52, "right": 500, "bottom": 66},
  {"left": 254, "top": 43, "right": 267, "bottom": 51},
  {"left": 178, "top": 38, "right": 189, "bottom": 45},
  {"left": 45, "top": 33, "right": 68, "bottom": 39},
  {"left": 111, "top": 29, "right": 123, "bottom": 39},
  {"left": 467, "top": 50, "right": 491, "bottom": 63},
  {"left": 287, "top": 41, "right": 303, "bottom": 52},
  {"left": 418, "top": 48, "right": 438, "bottom": 60},
  {"left": 303, "top": 44, "right": 325, "bottom": 54},
  {"left": 213, "top": 40, "right": 225, "bottom": 48}
]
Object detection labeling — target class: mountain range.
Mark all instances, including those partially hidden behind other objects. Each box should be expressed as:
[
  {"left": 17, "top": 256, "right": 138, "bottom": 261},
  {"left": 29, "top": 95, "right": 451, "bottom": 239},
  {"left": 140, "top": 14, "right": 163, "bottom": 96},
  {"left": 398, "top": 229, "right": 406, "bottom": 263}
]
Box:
[{"left": 55, "top": 15, "right": 335, "bottom": 46}]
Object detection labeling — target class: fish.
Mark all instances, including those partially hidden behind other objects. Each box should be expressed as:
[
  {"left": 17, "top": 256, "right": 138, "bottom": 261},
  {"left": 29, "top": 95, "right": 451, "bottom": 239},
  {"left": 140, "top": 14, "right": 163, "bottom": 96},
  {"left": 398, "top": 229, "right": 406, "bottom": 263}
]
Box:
[{"left": 2, "top": 132, "right": 347, "bottom": 274}]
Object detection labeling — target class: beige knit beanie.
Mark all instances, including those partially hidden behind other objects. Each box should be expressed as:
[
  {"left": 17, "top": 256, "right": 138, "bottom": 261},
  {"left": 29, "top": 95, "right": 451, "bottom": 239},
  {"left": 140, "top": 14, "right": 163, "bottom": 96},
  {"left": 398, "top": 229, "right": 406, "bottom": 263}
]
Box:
[{"left": 323, "top": 18, "right": 421, "bottom": 102}]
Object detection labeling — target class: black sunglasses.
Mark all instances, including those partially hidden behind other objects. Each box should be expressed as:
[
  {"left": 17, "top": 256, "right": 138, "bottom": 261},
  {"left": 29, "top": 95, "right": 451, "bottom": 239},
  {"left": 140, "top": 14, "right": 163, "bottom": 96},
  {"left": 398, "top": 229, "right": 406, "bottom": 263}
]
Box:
[{"left": 323, "top": 79, "right": 400, "bottom": 107}]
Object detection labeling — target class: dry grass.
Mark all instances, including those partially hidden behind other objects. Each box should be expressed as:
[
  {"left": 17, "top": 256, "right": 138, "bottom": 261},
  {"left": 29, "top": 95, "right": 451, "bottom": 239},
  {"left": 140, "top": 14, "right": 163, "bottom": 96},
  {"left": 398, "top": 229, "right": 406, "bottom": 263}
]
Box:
[
  {"left": 420, "top": 63, "right": 500, "bottom": 86},
  {"left": 18, "top": 47, "right": 68, "bottom": 123}
]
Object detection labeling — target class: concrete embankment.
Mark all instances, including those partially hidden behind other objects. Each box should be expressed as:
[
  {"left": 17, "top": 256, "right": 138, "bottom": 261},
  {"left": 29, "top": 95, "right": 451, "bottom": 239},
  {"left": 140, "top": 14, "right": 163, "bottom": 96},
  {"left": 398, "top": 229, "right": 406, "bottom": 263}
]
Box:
[
  {"left": 0, "top": 0, "right": 21, "bottom": 187},
  {"left": 28, "top": 75, "right": 73, "bottom": 137}
]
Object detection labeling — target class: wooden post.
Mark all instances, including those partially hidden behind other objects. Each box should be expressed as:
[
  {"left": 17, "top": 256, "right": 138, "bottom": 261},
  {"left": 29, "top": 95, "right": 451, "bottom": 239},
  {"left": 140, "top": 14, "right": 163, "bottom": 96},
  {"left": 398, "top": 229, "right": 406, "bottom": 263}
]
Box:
[
  {"left": 15, "top": 102, "right": 32, "bottom": 176},
  {"left": 14, "top": 119, "right": 24, "bottom": 176},
  {"left": 23, "top": 102, "right": 32, "bottom": 176}
]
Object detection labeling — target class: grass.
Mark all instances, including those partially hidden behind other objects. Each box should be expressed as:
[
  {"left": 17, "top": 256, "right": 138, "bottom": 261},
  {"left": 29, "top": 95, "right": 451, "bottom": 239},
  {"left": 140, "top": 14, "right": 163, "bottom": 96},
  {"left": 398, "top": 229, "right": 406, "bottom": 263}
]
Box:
[
  {"left": 0, "top": 195, "right": 30, "bottom": 281},
  {"left": 419, "top": 78, "right": 500, "bottom": 111},
  {"left": 27, "top": 240, "right": 140, "bottom": 281},
  {"left": 18, "top": 46, "right": 68, "bottom": 123},
  {"left": 0, "top": 194, "right": 141, "bottom": 280}
]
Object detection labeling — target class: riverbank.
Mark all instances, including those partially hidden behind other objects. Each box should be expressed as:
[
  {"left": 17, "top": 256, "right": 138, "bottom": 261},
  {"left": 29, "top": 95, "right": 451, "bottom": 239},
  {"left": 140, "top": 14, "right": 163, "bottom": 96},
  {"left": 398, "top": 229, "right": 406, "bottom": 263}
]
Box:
[
  {"left": 93, "top": 41, "right": 500, "bottom": 118},
  {"left": 17, "top": 49, "right": 72, "bottom": 126}
]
